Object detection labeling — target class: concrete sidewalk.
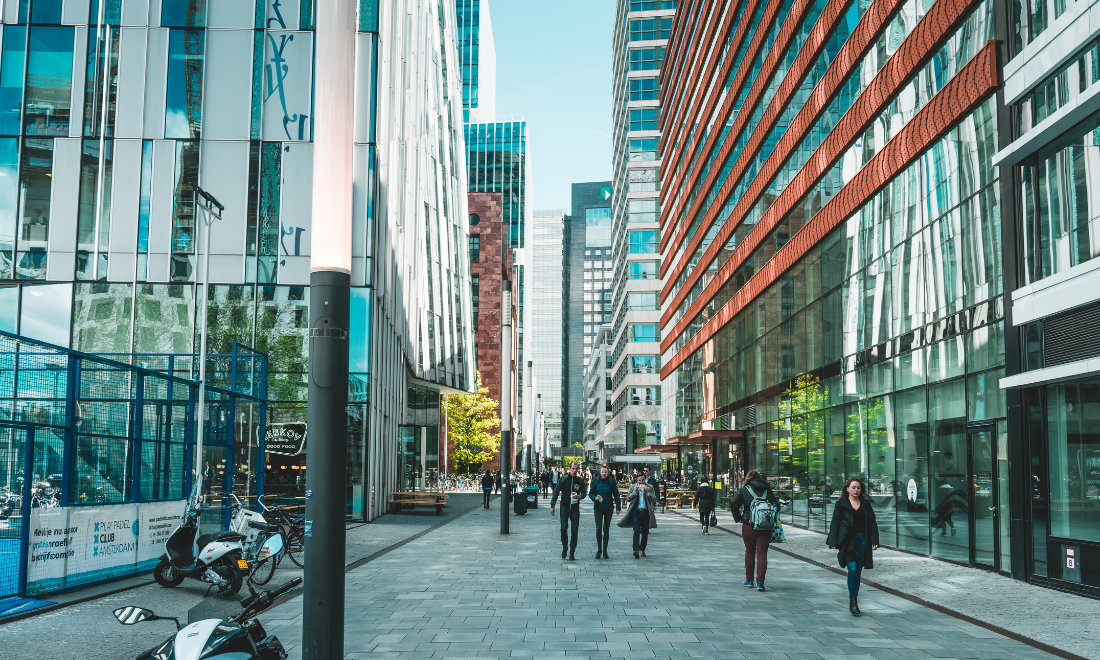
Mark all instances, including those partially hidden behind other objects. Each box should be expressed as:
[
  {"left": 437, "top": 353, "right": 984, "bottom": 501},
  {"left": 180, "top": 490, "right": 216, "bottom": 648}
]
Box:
[{"left": 260, "top": 498, "right": 1078, "bottom": 659}]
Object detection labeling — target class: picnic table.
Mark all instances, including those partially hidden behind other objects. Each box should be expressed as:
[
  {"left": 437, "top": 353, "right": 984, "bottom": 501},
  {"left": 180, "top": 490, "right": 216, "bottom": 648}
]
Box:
[
  {"left": 388, "top": 490, "right": 449, "bottom": 515},
  {"left": 664, "top": 489, "right": 693, "bottom": 510}
]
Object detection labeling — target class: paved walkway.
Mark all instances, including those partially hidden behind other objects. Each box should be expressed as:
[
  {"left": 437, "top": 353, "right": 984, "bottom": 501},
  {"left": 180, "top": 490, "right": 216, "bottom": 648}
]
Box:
[
  {"left": 0, "top": 493, "right": 486, "bottom": 660},
  {"left": 260, "top": 499, "right": 1075, "bottom": 660}
]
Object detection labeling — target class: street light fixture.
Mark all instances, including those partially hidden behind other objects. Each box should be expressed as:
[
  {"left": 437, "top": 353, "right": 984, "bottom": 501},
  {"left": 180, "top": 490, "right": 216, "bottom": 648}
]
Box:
[{"left": 192, "top": 184, "right": 224, "bottom": 495}]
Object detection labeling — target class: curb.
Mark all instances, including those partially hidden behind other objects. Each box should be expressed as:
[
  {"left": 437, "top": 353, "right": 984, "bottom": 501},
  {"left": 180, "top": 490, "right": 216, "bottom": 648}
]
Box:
[
  {"left": 668, "top": 509, "right": 1089, "bottom": 660},
  {"left": 0, "top": 577, "right": 155, "bottom": 626}
]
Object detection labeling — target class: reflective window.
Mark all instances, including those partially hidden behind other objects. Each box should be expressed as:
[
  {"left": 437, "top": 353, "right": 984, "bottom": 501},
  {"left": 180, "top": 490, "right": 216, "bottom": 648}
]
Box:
[
  {"left": 0, "top": 285, "right": 16, "bottom": 332},
  {"left": 25, "top": 26, "right": 74, "bottom": 137},
  {"left": 468, "top": 234, "right": 480, "bottom": 262},
  {"left": 82, "top": 26, "right": 118, "bottom": 138},
  {"left": 72, "top": 282, "right": 133, "bottom": 352},
  {"left": 628, "top": 47, "right": 664, "bottom": 71},
  {"left": 629, "top": 260, "right": 658, "bottom": 279},
  {"left": 628, "top": 168, "right": 658, "bottom": 192},
  {"left": 629, "top": 138, "right": 657, "bottom": 161},
  {"left": 628, "top": 1, "right": 677, "bottom": 9},
  {"left": 30, "top": 0, "right": 63, "bottom": 23},
  {"left": 630, "top": 323, "right": 658, "bottom": 342},
  {"left": 629, "top": 78, "right": 659, "bottom": 101},
  {"left": 0, "top": 138, "right": 18, "bottom": 279},
  {"left": 19, "top": 282, "right": 72, "bottom": 346},
  {"left": 162, "top": 0, "right": 206, "bottom": 27},
  {"left": 630, "top": 355, "right": 659, "bottom": 373},
  {"left": 629, "top": 230, "right": 657, "bottom": 253},
  {"left": 75, "top": 139, "right": 113, "bottom": 280},
  {"left": 629, "top": 108, "right": 658, "bottom": 131},
  {"left": 0, "top": 27, "right": 27, "bottom": 136},
  {"left": 16, "top": 138, "right": 53, "bottom": 279},
  {"left": 165, "top": 29, "right": 204, "bottom": 139},
  {"left": 628, "top": 292, "right": 659, "bottom": 310},
  {"left": 1047, "top": 380, "right": 1100, "bottom": 543},
  {"left": 629, "top": 18, "right": 672, "bottom": 41}
]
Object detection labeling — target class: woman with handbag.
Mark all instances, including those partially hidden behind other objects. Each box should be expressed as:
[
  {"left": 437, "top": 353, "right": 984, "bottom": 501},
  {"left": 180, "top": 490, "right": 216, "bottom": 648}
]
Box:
[
  {"left": 730, "top": 470, "right": 777, "bottom": 591},
  {"left": 695, "top": 479, "right": 717, "bottom": 534},
  {"left": 827, "top": 477, "right": 880, "bottom": 616}
]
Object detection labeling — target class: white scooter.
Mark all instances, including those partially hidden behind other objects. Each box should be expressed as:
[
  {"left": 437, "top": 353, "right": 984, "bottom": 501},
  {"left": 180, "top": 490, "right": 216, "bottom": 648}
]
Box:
[
  {"left": 153, "top": 485, "right": 249, "bottom": 593},
  {"left": 114, "top": 577, "right": 300, "bottom": 660}
]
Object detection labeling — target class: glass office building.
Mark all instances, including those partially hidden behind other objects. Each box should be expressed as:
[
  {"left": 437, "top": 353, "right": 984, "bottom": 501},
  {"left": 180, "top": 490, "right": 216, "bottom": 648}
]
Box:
[
  {"left": 660, "top": 0, "right": 1020, "bottom": 574},
  {"left": 606, "top": 0, "right": 674, "bottom": 462},
  {"left": 531, "top": 209, "right": 566, "bottom": 451},
  {"left": 0, "top": 0, "right": 473, "bottom": 522}
]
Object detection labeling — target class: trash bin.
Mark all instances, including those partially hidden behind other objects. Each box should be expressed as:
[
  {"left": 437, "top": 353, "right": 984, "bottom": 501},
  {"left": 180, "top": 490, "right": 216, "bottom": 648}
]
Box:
[
  {"left": 523, "top": 485, "right": 539, "bottom": 509},
  {"left": 514, "top": 487, "right": 528, "bottom": 515}
]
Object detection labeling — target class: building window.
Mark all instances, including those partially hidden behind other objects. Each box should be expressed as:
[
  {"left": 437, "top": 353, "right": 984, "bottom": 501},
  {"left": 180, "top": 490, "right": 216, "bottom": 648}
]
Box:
[
  {"left": 628, "top": 387, "right": 660, "bottom": 406},
  {"left": 468, "top": 234, "right": 480, "bottom": 262},
  {"left": 628, "top": 292, "right": 659, "bottom": 310},
  {"left": 629, "top": 78, "right": 660, "bottom": 101},
  {"left": 629, "top": 260, "right": 658, "bottom": 279},
  {"left": 630, "top": 324, "right": 658, "bottom": 342},
  {"left": 628, "top": 168, "right": 659, "bottom": 192},
  {"left": 629, "top": 0, "right": 678, "bottom": 9},
  {"left": 629, "top": 108, "right": 658, "bottom": 131},
  {"left": 629, "top": 18, "right": 672, "bottom": 41},
  {"left": 629, "top": 231, "right": 658, "bottom": 253},
  {"left": 629, "top": 47, "right": 664, "bottom": 71},
  {"left": 469, "top": 213, "right": 480, "bottom": 226},
  {"left": 629, "top": 139, "right": 658, "bottom": 161},
  {"left": 629, "top": 198, "right": 658, "bottom": 222},
  {"left": 1046, "top": 380, "right": 1100, "bottom": 543},
  {"left": 630, "top": 355, "right": 660, "bottom": 373},
  {"left": 471, "top": 275, "right": 479, "bottom": 301}
]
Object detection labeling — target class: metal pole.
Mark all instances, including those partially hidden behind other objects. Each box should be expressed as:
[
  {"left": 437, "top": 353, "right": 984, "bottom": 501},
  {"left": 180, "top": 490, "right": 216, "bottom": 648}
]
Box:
[
  {"left": 500, "top": 281, "right": 512, "bottom": 534},
  {"left": 193, "top": 189, "right": 221, "bottom": 493},
  {"left": 304, "top": 0, "right": 356, "bottom": 656}
]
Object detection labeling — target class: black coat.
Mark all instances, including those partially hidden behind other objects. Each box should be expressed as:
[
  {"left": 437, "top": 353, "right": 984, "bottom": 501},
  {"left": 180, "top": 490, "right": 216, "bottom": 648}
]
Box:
[
  {"left": 551, "top": 474, "right": 588, "bottom": 509},
  {"left": 481, "top": 474, "right": 494, "bottom": 489},
  {"left": 695, "top": 485, "right": 716, "bottom": 511},
  {"left": 729, "top": 479, "right": 777, "bottom": 524},
  {"left": 826, "top": 497, "right": 880, "bottom": 569}
]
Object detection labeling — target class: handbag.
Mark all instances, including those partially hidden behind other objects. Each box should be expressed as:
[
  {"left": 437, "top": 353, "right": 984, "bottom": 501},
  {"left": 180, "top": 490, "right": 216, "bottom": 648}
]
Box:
[
  {"left": 771, "top": 518, "right": 786, "bottom": 543},
  {"left": 834, "top": 516, "right": 851, "bottom": 549},
  {"left": 709, "top": 512, "right": 718, "bottom": 527}
]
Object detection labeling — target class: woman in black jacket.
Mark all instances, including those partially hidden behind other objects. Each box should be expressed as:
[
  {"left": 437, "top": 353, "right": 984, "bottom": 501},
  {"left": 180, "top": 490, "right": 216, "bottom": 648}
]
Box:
[
  {"left": 480, "top": 470, "right": 494, "bottom": 508},
  {"left": 695, "top": 479, "right": 716, "bottom": 534},
  {"left": 827, "top": 477, "right": 880, "bottom": 616}
]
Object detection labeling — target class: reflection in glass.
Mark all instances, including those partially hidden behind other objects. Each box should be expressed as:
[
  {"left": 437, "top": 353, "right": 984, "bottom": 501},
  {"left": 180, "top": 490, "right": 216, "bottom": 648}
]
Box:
[
  {"left": 895, "top": 387, "right": 928, "bottom": 554},
  {"left": 0, "top": 27, "right": 27, "bottom": 136},
  {"left": 257, "top": 285, "right": 309, "bottom": 402},
  {"left": 134, "top": 283, "right": 194, "bottom": 354},
  {"left": 17, "top": 138, "right": 54, "bottom": 279},
  {"left": 25, "top": 26, "right": 74, "bottom": 137},
  {"left": 1048, "top": 380, "right": 1100, "bottom": 543},
  {"left": 929, "top": 379, "right": 968, "bottom": 563},
  {"left": 82, "top": 26, "right": 120, "bottom": 138},
  {"left": 0, "top": 138, "right": 19, "bottom": 279},
  {"left": 0, "top": 285, "right": 16, "bottom": 332},
  {"left": 19, "top": 282, "right": 72, "bottom": 346},
  {"left": 967, "top": 369, "right": 1005, "bottom": 421},
  {"left": 75, "top": 139, "right": 113, "bottom": 280},
  {"left": 31, "top": 0, "right": 63, "bottom": 23},
  {"left": 170, "top": 141, "right": 200, "bottom": 282},
  {"left": 165, "top": 29, "right": 204, "bottom": 139},
  {"left": 72, "top": 282, "right": 133, "bottom": 353}
]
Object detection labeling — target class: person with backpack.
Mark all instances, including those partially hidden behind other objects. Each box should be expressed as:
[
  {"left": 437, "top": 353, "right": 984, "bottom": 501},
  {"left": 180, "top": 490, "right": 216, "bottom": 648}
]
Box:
[
  {"left": 730, "top": 470, "right": 778, "bottom": 591},
  {"left": 588, "top": 465, "right": 621, "bottom": 559},
  {"left": 695, "top": 478, "right": 717, "bottom": 534},
  {"left": 827, "top": 477, "right": 880, "bottom": 616}
]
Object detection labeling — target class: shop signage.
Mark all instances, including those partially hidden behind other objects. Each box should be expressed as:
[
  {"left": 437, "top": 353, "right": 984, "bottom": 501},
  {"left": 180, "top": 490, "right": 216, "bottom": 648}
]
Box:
[
  {"left": 265, "top": 422, "right": 307, "bottom": 456},
  {"left": 1063, "top": 545, "right": 1081, "bottom": 583}
]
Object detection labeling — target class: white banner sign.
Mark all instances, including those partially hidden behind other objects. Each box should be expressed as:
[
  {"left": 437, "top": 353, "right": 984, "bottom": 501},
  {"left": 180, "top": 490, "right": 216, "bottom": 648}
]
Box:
[{"left": 25, "top": 500, "right": 186, "bottom": 594}]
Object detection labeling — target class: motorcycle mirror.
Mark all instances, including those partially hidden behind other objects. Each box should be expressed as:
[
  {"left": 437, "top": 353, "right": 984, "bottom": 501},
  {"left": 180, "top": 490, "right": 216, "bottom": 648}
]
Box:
[{"left": 114, "top": 606, "right": 155, "bottom": 625}]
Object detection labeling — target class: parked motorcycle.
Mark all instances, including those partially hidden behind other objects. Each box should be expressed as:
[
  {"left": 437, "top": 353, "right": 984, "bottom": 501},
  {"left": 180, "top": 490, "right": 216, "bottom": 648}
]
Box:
[
  {"left": 113, "top": 577, "right": 301, "bottom": 660},
  {"left": 153, "top": 485, "right": 248, "bottom": 593},
  {"left": 226, "top": 493, "right": 285, "bottom": 585}
]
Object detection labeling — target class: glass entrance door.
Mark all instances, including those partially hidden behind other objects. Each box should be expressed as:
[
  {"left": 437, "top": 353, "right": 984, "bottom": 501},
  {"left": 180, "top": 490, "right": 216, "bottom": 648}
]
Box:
[{"left": 969, "top": 426, "right": 997, "bottom": 569}]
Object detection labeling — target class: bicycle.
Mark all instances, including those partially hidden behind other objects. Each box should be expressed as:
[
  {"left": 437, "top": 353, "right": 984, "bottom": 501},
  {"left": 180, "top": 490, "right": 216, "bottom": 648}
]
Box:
[
  {"left": 258, "top": 495, "right": 306, "bottom": 568},
  {"left": 227, "top": 493, "right": 286, "bottom": 585}
]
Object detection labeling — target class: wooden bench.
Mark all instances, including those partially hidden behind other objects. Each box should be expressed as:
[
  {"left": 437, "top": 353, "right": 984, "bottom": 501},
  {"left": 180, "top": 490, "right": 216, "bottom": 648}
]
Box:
[{"left": 388, "top": 492, "right": 447, "bottom": 515}]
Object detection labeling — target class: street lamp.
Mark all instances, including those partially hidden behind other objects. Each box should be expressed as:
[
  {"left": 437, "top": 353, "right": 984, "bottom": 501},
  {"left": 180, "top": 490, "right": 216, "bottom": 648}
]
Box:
[{"left": 192, "top": 184, "right": 223, "bottom": 496}]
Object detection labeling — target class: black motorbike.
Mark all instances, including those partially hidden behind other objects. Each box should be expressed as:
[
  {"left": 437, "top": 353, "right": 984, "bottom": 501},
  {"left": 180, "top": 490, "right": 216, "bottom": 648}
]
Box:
[{"left": 113, "top": 577, "right": 301, "bottom": 660}]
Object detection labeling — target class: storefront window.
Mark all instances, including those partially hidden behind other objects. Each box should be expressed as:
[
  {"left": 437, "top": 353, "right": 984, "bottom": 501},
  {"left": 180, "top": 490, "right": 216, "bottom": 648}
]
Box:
[
  {"left": 1047, "top": 380, "right": 1100, "bottom": 543},
  {"left": 929, "top": 379, "right": 968, "bottom": 563},
  {"left": 895, "top": 387, "right": 929, "bottom": 554}
]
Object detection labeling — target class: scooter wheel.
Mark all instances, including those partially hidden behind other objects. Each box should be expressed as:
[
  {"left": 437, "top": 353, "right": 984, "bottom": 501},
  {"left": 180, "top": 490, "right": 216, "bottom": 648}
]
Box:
[
  {"left": 153, "top": 559, "right": 184, "bottom": 587},
  {"left": 214, "top": 560, "right": 243, "bottom": 594}
]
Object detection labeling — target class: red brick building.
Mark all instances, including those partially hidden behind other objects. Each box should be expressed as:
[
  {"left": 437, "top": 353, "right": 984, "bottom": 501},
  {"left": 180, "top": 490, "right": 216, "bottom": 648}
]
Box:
[{"left": 444, "top": 192, "right": 516, "bottom": 471}]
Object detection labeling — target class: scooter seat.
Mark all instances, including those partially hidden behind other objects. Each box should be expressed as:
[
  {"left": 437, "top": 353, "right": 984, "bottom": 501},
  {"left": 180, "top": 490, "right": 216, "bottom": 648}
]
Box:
[
  {"left": 248, "top": 520, "right": 279, "bottom": 533},
  {"left": 197, "top": 531, "right": 243, "bottom": 548}
]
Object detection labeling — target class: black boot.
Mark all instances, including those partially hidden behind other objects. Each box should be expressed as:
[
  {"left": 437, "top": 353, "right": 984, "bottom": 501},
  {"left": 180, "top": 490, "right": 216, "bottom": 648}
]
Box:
[{"left": 849, "top": 595, "right": 860, "bottom": 616}]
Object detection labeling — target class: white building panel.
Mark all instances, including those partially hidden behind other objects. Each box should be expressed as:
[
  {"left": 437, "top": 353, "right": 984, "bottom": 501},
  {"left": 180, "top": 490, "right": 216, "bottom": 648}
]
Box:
[
  {"left": 70, "top": 27, "right": 87, "bottom": 138},
  {"left": 115, "top": 28, "right": 148, "bottom": 139},
  {"left": 198, "top": 140, "right": 248, "bottom": 257},
  {"left": 62, "top": 0, "right": 90, "bottom": 24},
  {"left": 121, "top": 0, "right": 149, "bottom": 26},
  {"left": 279, "top": 141, "right": 312, "bottom": 257},
  {"left": 201, "top": 29, "right": 254, "bottom": 140},
  {"left": 354, "top": 32, "right": 375, "bottom": 144},
  {"left": 108, "top": 251, "right": 136, "bottom": 281},
  {"left": 108, "top": 138, "right": 143, "bottom": 261},
  {"left": 142, "top": 28, "right": 168, "bottom": 139},
  {"left": 146, "top": 139, "right": 176, "bottom": 277},
  {"left": 208, "top": 0, "right": 256, "bottom": 29},
  {"left": 47, "top": 138, "right": 81, "bottom": 254}
]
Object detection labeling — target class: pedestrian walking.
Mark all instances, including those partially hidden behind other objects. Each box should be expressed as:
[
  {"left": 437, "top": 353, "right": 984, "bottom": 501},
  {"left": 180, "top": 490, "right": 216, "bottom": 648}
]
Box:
[
  {"left": 827, "top": 477, "right": 880, "bottom": 616},
  {"left": 550, "top": 463, "right": 588, "bottom": 560},
  {"left": 588, "top": 466, "right": 621, "bottom": 559},
  {"left": 642, "top": 466, "right": 659, "bottom": 493},
  {"left": 696, "top": 478, "right": 716, "bottom": 534},
  {"left": 618, "top": 472, "right": 657, "bottom": 558},
  {"left": 493, "top": 470, "right": 502, "bottom": 494},
  {"left": 730, "top": 470, "right": 777, "bottom": 591},
  {"left": 480, "top": 470, "right": 494, "bottom": 508},
  {"left": 540, "top": 470, "right": 550, "bottom": 498}
]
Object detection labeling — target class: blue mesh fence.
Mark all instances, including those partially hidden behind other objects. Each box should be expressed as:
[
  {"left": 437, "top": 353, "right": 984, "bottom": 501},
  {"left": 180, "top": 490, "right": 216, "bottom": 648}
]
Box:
[{"left": 0, "top": 331, "right": 268, "bottom": 598}]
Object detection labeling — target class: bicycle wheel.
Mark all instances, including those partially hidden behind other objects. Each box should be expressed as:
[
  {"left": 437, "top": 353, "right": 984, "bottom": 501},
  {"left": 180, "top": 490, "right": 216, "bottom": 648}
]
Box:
[
  {"left": 249, "top": 552, "right": 279, "bottom": 585},
  {"left": 284, "top": 527, "right": 306, "bottom": 567}
]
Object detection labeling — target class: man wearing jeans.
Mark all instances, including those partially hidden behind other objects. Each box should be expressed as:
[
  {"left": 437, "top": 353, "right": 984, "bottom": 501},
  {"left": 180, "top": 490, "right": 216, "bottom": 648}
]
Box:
[
  {"left": 550, "top": 463, "right": 587, "bottom": 560},
  {"left": 588, "top": 466, "right": 621, "bottom": 559}
]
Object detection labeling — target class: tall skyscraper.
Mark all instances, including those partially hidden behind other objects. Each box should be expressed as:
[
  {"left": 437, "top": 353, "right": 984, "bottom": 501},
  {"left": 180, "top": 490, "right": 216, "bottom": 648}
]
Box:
[
  {"left": 605, "top": 0, "right": 674, "bottom": 459},
  {"left": 531, "top": 209, "right": 566, "bottom": 452},
  {"left": 0, "top": 0, "right": 474, "bottom": 522},
  {"left": 658, "top": 0, "right": 1021, "bottom": 578},
  {"left": 457, "top": 0, "right": 531, "bottom": 452},
  {"left": 565, "top": 182, "right": 612, "bottom": 448}
]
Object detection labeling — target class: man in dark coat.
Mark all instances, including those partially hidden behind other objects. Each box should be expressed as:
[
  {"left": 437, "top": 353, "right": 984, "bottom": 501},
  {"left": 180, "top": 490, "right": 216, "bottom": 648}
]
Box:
[
  {"left": 550, "top": 463, "right": 588, "bottom": 560},
  {"left": 618, "top": 473, "right": 657, "bottom": 558},
  {"left": 539, "top": 470, "right": 551, "bottom": 498},
  {"left": 695, "top": 479, "right": 717, "bottom": 534},
  {"left": 588, "top": 466, "right": 621, "bottom": 559}
]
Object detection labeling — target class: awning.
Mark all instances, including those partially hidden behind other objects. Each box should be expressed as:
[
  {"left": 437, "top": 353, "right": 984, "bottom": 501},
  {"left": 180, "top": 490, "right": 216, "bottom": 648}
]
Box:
[{"left": 609, "top": 454, "right": 664, "bottom": 463}]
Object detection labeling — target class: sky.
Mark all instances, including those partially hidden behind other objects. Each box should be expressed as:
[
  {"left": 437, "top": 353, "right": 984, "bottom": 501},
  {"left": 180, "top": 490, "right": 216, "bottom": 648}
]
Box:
[{"left": 489, "top": 0, "right": 615, "bottom": 214}]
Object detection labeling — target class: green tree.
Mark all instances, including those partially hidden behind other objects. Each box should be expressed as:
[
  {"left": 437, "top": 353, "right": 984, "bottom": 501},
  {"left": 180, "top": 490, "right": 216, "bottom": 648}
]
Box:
[
  {"left": 562, "top": 456, "right": 584, "bottom": 469},
  {"left": 445, "top": 372, "right": 501, "bottom": 473}
]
